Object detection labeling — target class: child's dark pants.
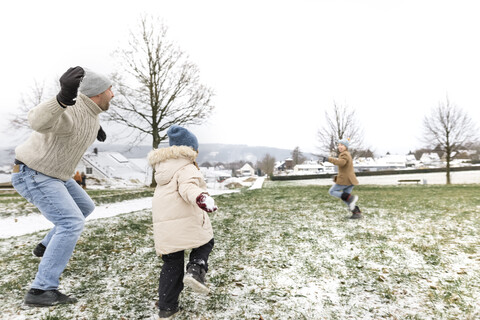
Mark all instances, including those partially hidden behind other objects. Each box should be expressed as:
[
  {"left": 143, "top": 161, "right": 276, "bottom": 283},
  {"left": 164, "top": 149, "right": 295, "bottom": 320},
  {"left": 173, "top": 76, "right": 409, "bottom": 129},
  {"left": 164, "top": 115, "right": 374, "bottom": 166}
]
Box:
[{"left": 157, "top": 238, "right": 214, "bottom": 311}]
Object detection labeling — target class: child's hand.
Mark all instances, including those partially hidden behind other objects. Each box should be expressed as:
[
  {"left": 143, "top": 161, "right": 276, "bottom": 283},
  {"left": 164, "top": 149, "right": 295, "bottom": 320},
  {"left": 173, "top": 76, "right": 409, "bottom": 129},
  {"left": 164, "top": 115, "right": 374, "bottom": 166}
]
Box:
[{"left": 196, "top": 193, "right": 218, "bottom": 213}]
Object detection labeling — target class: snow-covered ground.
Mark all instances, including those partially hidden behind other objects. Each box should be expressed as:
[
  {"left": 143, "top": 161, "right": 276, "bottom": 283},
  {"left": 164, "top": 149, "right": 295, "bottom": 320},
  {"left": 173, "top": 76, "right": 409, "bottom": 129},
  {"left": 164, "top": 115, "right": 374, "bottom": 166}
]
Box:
[
  {"left": 357, "top": 170, "right": 480, "bottom": 185},
  {"left": 272, "top": 170, "right": 480, "bottom": 186},
  {"left": 0, "top": 173, "right": 10, "bottom": 184},
  {"left": 249, "top": 176, "right": 265, "bottom": 189},
  {"left": 1, "top": 176, "right": 479, "bottom": 319}
]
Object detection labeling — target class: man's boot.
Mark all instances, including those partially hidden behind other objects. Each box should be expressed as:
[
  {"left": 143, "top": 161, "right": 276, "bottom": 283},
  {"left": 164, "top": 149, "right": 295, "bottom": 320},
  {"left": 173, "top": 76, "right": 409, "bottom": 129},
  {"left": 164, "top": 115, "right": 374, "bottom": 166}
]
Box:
[{"left": 24, "top": 289, "right": 77, "bottom": 307}]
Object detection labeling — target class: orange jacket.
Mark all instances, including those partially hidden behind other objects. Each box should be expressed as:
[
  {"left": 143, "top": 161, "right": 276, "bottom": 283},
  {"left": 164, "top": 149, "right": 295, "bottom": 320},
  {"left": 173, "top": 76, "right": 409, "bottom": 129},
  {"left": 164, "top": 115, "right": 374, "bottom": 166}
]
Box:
[
  {"left": 73, "top": 171, "right": 82, "bottom": 182},
  {"left": 328, "top": 150, "right": 359, "bottom": 186}
]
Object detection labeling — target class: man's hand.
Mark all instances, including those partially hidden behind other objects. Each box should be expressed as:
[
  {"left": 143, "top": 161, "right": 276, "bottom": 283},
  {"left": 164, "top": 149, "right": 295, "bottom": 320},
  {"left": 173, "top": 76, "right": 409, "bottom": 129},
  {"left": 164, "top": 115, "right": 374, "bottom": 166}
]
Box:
[
  {"left": 57, "top": 66, "right": 85, "bottom": 106},
  {"left": 196, "top": 193, "right": 218, "bottom": 213},
  {"left": 97, "top": 126, "right": 106, "bottom": 142}
]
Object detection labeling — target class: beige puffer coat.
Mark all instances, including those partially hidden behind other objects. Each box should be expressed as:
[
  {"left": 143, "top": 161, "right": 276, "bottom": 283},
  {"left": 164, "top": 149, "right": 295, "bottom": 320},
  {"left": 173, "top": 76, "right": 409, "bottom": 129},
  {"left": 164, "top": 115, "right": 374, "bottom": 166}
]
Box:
[{"left": 147, "top": 146, "right": 214, "bottom": 255}]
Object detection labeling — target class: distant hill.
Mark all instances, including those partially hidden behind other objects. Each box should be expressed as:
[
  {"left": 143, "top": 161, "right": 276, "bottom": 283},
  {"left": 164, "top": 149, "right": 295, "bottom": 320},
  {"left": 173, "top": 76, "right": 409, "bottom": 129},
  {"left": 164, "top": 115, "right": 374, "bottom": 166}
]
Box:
[{"left": 0, "top": 144, "right": 317, "bottom": 166}]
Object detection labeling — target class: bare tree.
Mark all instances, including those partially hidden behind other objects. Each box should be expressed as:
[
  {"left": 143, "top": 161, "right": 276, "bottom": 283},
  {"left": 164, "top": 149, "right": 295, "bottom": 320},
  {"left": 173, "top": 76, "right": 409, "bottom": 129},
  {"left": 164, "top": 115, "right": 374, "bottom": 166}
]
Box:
[
  {"left": 317, "top": 102, "right": 365, "bottom": 156},
  {"left": 422, "top": 97, "right": 478, "bottom": 184},
  {"left": 10, "top": 80, "right": 48, "bottom": 131},
  {"left": 7, "top": 80, "right": 59, "bottom": 144},
  {"left": 258, "top": 153, "right": 276, "bottom": 177},
  {"left": 471, "top": 143, "right": 480, "bottom": 161},
  {"left": 355, "top": 149, "right": 374, "bottom": 158},
  {"left": 106, "top": 16, "right": 215, "bottom": 186},
  {"left": 291, "top": 146, "right": 306, "bottom": 165}
]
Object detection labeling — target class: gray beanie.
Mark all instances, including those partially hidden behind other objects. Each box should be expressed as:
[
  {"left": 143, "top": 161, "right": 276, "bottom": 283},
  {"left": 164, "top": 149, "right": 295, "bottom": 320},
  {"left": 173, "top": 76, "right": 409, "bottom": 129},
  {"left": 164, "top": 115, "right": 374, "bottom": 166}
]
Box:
[
  {"left": 79, "top": 69, "right": 112, "bottom": 97},
  {"left": 338, "top": 138, "right": 350, "bottom": 149}
]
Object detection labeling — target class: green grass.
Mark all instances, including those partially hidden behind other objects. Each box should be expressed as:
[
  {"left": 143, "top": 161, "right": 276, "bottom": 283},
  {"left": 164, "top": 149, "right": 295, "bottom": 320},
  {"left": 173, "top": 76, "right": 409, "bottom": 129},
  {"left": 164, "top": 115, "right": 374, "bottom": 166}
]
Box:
[{"left": 0, "top": 184, "right": 479, "bottom": 319}]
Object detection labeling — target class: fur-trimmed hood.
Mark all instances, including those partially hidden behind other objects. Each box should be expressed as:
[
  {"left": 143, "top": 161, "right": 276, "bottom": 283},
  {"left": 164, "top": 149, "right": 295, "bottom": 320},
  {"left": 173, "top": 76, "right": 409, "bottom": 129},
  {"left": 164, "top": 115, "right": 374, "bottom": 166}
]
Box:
[
  {"left": 148, "top": 146, "right": 199, "bottom": 186},
  {"left": 147, "top": 145, "right": 198, "bottom": 167}
]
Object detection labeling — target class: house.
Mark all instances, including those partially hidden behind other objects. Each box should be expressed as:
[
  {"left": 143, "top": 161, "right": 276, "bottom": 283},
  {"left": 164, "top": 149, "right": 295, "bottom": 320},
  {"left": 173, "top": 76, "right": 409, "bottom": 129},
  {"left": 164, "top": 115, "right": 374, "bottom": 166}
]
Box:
[
  {"left": 236, "top": 163, "right": 255, "bottom": 176},
  {"left": 75, "top": 150, "right": 150, "bottom": 185},
  {"left": 200, "top": 167, "right": 232, "bottom": 183},
  {"left": 375, "top": 154, "right": 407, "bottom": 168},
  {"left": 405, "top": 154, "right": 418, "bottom": 167},
  {"left": 274, "top": 161, "right": 286, "bottom": 173},
  {"left": 284, "top": 158, "right": 294, "bottom": 170},
  {"left": 353, "top": 157, "right": 376, "bottom": 171},
  {"left": 353, "top": 155, "right": 406, "bottom": 171},
  {"left": 293, "top": 162, "right": 323, "bottom": 174},
  {"left": 293, "top": 160, "right": 335, "bottom": 175},
  {"left": 419, "top": 152, "right": 442, "bottom": 167},
  {"left": 273, "top": 158, "right": 296, "bottom": 175}
]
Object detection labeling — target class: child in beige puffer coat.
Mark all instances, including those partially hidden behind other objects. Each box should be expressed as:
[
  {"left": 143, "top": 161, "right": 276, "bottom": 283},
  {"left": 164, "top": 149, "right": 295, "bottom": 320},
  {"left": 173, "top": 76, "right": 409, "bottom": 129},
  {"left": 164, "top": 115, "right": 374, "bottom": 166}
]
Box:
[{"left": 147, "top": 125, "right": 217, "bottom": 319}]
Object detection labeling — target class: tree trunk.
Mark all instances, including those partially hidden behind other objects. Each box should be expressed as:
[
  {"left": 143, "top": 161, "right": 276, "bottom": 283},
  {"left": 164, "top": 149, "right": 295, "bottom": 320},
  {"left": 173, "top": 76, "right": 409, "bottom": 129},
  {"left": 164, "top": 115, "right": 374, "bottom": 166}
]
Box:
[
  {"left": 446, "top": 155, "right": 451, "bottom": 185},
  {"left": 445, "top": 144, "right": 451, "bottom": 185},
  {"left": 150, "top": 138, "right": 160, "bottom": 188}
]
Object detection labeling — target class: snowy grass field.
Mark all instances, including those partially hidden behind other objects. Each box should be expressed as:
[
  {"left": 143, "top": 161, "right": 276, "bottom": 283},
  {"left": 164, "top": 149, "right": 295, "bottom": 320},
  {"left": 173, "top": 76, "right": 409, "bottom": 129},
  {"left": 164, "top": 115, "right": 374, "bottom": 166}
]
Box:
[
  {"left": 0, "top": 188, "right": 154, "bottom": 219},
  {"left": 1, "top": 184, "right": 480, "bottom": 319}
]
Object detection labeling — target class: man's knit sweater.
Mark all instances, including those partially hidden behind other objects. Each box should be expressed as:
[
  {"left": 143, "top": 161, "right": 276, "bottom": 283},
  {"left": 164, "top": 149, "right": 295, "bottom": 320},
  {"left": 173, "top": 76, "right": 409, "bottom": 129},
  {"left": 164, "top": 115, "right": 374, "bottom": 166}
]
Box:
[{"left": 15, "top": 93, "right": 103, "bottom": 181}]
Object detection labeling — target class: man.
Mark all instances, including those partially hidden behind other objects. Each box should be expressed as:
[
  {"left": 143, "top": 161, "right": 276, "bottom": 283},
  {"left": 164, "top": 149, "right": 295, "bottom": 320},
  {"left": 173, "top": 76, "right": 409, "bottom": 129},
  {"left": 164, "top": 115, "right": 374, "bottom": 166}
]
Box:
[{"left": 11, "top": 66, "right": 114, "bottom": 307}]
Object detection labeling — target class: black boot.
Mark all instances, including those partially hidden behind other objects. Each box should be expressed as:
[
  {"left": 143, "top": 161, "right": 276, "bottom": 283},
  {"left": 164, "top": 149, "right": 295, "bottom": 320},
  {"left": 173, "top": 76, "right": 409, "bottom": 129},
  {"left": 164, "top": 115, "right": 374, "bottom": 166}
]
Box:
[
  {"left": 349, "top": 206, "right": 362, "bottom": 219},
  {"left": 183, "top": 263, "right": 209, "bottom": 294},
  {"left": 157, "top": 307, "right": 180, "bottom": 319},
  {"left": 33, "top": 243, "right": 46, "bottom": 257},
  {"left": 24, "top": 289, "right": 77, "bottom": 307},
  {"left": 341, "top": 192, "right": 358, "bottom": 211}
]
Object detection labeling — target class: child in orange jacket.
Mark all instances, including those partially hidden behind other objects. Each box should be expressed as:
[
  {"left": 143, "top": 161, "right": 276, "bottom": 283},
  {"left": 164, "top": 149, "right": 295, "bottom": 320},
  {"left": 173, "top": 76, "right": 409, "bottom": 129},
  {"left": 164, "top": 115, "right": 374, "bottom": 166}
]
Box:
[{"left": 325, "top": 138, "right": 362, "bottom": 219}]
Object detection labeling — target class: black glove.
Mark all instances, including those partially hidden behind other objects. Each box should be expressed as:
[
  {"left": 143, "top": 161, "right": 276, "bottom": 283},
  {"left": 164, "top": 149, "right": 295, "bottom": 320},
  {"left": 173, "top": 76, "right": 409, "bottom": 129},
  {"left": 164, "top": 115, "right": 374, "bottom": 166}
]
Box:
[
  {"left": 320, "top": 155, "right": 328, "bottom": 162},
  {"left": 56, "top": 66, "right": 85, "bottom": 106},
  {"left": 97, "top": 126, "right": 106, "bottom": 142}
]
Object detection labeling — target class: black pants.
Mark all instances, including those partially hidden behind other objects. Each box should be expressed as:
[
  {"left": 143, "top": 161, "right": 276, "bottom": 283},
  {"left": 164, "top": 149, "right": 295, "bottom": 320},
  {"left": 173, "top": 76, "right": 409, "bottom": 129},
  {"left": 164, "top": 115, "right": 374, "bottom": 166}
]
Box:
[{"left": 157, "top": 238, "right": 214, "bottom": 311}]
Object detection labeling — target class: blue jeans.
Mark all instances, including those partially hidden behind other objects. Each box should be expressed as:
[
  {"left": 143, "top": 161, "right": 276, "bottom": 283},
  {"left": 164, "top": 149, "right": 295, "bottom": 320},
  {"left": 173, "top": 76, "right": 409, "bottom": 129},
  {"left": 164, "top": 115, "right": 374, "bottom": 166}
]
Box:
[
  {"left": 329, "top": 183, "right": 354, "bottom": 207},
  {"left": 11, "top": 164, "right": 95, "bottom": 290}
]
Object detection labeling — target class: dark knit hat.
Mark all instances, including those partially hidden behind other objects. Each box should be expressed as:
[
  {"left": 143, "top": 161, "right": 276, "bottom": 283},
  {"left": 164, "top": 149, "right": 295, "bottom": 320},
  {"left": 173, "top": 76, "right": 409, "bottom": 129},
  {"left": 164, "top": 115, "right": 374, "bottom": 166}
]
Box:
[
  {"left": 79, "top": 69, "right": 112, "bottom": 97},
  {"left": 167, "top": 125, "right": 199, "bottom": 151}
]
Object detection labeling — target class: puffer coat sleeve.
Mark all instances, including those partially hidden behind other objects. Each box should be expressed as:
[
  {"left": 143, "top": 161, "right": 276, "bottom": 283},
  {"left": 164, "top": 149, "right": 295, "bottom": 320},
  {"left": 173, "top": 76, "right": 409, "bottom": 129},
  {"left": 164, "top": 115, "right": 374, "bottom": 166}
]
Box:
[{"left": 177, "top": 165, "right": 207, "bottom": 205}]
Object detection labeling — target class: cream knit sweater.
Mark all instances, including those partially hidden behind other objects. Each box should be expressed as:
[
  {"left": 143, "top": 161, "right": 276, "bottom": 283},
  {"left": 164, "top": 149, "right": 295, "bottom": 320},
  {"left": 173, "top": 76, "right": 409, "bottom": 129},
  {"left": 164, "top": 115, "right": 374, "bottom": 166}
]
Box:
[{"left": 15, "top": 93, "right": 103, "bottom": 181}]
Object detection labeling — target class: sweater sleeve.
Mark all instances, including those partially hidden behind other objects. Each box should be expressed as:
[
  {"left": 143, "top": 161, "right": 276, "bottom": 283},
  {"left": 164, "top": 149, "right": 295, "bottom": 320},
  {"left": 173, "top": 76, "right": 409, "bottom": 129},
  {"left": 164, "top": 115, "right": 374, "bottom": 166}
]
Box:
[{"left": 27, "top": 97, "right": 70, "bottom": 133}]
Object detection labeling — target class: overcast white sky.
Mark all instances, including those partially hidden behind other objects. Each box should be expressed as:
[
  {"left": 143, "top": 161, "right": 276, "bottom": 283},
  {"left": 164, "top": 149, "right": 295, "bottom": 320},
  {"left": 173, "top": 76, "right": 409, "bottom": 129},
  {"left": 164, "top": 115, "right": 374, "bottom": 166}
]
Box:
[{"left": 1, "top": 0, "right": 480, "bottom": 156}]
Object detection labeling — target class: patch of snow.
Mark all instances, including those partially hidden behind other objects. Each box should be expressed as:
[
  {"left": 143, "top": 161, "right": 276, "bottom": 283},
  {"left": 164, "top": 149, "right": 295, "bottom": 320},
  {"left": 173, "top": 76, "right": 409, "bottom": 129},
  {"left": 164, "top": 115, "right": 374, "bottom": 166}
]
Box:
[
  {"left": 0, "top": 197, "right": 152, "bottom": 239},
  {"left": 272, "top": 170, "right": 480, "bottom": 186},
  {"left": 249, "top": 176, "right": 265, "bottom": 190},
  {"left": 0, "top": 173, "right": 11, "bottom": 184}
]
